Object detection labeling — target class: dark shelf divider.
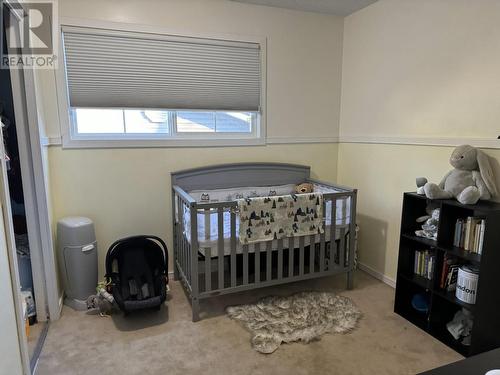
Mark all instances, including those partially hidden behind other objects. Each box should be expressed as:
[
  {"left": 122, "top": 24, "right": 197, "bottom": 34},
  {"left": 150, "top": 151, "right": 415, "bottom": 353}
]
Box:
[
  {"left": 401, "top": 233, "right": 438, "bottom": 248},
  {"left": 438, "top": 245, "right": 481, "bottom": 265},
  {"left": 433, "top": 289, "right": 477, "bottom": 314},
  {"left": 399, "top": 273, "right": 433, "bottom": 290},
  {"left": 402, "top": 233, "right": 481, "bottom": 264}
]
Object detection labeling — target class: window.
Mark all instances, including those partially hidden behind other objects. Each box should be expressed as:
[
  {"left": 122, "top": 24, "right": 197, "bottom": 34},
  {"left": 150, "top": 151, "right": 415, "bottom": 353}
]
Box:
[
  {"left": 71, "top": 108, "right": 257, "bottom": 138},
  {"left": 59, "top": 25, "right": 265, "bottom": 147}
]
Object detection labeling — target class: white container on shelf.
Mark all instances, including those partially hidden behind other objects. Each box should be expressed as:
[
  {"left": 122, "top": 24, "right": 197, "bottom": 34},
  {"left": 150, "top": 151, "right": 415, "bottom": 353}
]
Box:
[{"left": 456, "top": 266, "right": 479, "bottom": 304}]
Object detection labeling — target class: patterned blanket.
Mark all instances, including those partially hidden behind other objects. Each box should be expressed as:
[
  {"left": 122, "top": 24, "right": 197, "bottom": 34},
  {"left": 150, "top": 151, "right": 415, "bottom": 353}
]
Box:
[{"left": 237, "top": 193, "right": 324, "bottom": 244}]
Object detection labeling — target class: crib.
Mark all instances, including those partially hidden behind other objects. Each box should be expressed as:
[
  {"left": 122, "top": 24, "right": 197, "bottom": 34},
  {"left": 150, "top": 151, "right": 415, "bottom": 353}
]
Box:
[{"left": 171, "top": 163, "right": 357, "bottom": 321}]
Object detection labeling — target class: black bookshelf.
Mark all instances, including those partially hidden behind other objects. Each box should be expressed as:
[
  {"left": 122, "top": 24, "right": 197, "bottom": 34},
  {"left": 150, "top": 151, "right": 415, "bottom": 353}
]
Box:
[{"left": 395, "top": 193, "right": 500, "bottom": 357}]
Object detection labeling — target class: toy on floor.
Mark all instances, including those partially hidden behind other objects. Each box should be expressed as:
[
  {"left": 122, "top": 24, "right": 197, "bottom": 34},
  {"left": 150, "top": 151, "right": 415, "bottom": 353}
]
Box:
[
  {"left": 417, "top": 145, "right": 498, "bottom": 205},
  {"left": 86, "top": 281, "right": 116, "bottom": 317},
  {"left": 295, "top": 182, "right": 313, "bottom": 194},
  {"left": 447, "top": 308, "right": 474, "bottom": 346}
]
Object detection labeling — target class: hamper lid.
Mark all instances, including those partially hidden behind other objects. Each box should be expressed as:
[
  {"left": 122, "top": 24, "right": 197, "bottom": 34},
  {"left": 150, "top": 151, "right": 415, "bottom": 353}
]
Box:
[{"left": 460, "top": 265, "right": 479, "bottom": 275}]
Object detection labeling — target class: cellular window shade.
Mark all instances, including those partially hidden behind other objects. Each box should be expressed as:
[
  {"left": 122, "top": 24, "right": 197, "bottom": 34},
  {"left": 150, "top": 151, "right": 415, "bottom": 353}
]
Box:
[{"left": 62, "top": 27, "right": 261, "bottom": 111}]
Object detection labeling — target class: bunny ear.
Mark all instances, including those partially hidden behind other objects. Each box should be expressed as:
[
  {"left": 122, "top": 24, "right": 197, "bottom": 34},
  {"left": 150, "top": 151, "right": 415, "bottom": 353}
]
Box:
[{"left": 477, "top": 150, "right": 498, "bottom": 197}]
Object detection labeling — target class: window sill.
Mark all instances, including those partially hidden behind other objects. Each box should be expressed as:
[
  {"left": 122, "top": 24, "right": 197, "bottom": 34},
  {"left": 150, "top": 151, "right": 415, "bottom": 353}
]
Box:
[{"left": 59, "top": 136, "right": 266, "bottom": 149}]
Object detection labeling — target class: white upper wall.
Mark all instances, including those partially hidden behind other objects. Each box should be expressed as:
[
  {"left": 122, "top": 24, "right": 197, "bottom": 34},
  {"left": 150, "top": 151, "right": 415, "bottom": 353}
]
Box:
[
  {"left": 340, "top": 0, "right": 500, "bottom": 141},
  {"left": 41, "top": 0, "right": 344, "bottom": 142}
]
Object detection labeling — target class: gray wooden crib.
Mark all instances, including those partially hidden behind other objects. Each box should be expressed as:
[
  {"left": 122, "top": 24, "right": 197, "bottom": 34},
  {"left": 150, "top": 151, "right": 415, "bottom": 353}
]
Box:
[{"left": 171, "top": 163, "right": 357, "bottom": 321}]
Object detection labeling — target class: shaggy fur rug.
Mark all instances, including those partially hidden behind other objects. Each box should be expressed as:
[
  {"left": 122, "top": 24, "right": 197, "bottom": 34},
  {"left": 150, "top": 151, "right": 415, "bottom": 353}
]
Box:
[{"left": 226, "top": 291, "right": 362, "bottom": 354}]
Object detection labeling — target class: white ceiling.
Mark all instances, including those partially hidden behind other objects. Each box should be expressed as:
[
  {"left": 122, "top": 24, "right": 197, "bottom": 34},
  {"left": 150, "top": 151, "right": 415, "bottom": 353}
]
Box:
[{"left": 231, "top": 0, "right": 379, "bottom": 16}]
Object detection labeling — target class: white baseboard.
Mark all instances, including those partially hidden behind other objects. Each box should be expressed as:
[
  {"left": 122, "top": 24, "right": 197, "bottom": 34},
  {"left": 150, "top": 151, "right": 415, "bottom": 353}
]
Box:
[{"left": 358, "top": 262, "right": 396, "bottom": 288}]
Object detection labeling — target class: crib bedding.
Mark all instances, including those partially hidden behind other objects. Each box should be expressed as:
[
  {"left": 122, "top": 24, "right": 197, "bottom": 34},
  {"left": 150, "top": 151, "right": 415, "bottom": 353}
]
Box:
[
  {"left": 181, "top": 183, "right": 351, "bottom": 257},
  {"left": 186, "top": 183, "right": 351, "bottom": 224},
  {"left": 237, "top": 192, "right": 325, "bottom": 244}
]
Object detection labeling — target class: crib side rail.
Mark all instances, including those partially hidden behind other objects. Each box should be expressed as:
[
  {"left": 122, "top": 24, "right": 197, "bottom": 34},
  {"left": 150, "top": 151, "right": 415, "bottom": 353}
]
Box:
[
  {"left": 195, "top": 190, "right": 357, "bottom": 297},
  {"left": 321, "top": 190, "right": 357, "bottom": 277},
  {"left": 173, "top": 185, "right": 196, "bottom": 205},
  {"left": 196, "top": 202, "right": 238, "bottom": 294},
  {"left": 173, "top": 184, "right": 358, "bottom": 301},
  {"left": 172, "top": 185, "right": 198, "bottom": 295},
  {"left": 307, "top": 177, "right": 356, "bottom": 193}
]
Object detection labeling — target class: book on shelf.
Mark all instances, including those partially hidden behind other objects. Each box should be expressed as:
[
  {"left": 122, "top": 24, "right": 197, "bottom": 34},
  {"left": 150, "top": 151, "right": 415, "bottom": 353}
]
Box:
[
  {"left": 439, "top": 253, "right": 460, "bottom": 292},
  {"left": 453, "top": 217, "right": 486, "bottom": 254},
  {"left": 414, "top": 250, "right": 435, "bottom": 280}
]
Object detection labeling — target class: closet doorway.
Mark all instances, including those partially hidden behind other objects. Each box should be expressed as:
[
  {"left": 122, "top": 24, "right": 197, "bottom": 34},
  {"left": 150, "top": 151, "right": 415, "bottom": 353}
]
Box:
[
  {"left": 2, "top": 2, "right": 60, "bottom": 373},
  {"left": 1, "top": 64, "right": 48, "bottom": 370}
]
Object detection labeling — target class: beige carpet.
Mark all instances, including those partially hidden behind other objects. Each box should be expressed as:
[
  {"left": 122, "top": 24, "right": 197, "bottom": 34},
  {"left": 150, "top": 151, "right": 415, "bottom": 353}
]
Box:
[{"left": 36, "top": 271, "right": 462, "bottom": 375}]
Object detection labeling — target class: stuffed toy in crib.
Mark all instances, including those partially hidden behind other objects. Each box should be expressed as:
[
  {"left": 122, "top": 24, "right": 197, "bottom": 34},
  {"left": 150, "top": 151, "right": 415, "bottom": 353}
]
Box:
[
  {"left": 417, "top": 145, "right": 498, "bottom": 205},
  {"left": 295, "top": 183, "right": 314, "bottom": 194}
]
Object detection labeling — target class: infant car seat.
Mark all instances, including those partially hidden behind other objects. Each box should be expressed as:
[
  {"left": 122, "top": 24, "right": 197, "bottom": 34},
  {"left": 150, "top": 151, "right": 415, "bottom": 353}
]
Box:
[{"left": 105, "top": 235, "right": 168, "bottom": 314}]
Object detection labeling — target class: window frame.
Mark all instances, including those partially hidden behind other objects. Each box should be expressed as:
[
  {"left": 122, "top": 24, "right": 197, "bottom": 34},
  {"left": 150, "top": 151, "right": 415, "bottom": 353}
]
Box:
[{"left": 56, "top": 18, "right": 267, "bottom": 149}]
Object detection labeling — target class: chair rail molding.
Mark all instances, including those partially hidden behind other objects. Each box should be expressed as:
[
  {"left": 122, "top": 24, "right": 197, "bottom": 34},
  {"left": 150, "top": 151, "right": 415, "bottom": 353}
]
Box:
[{"left": 338, "top": 135, "right": 500, "bottom": 149}]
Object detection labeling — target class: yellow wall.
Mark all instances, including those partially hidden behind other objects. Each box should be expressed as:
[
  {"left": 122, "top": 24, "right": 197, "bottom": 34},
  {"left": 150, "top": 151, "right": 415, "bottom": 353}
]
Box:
[
  {"left": 338, "top": 0, "right": 500, "bottom": 281},
  {"left": 43, "top": 0, "right": 500, "bottom": 285},
  {"left": 337, "top": 143, "right": 500, "bottom": 281},
  {"left": 340, "top": 0, "right": 500, "bottom": 140},
  {"left": 49, "top": 144, "right": 338, "bottom": 277},
  {"left": 41, "top": 0, "right": 344, "bottom": 277},
  {"left": 41, "top": 0, "right": 344, "bottom": 140}
]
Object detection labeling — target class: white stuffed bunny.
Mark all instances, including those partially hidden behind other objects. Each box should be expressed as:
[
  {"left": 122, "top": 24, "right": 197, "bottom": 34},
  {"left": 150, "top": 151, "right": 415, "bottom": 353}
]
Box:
[{"left": 422, "top": 145, "right": 497, "bottom": 205}]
